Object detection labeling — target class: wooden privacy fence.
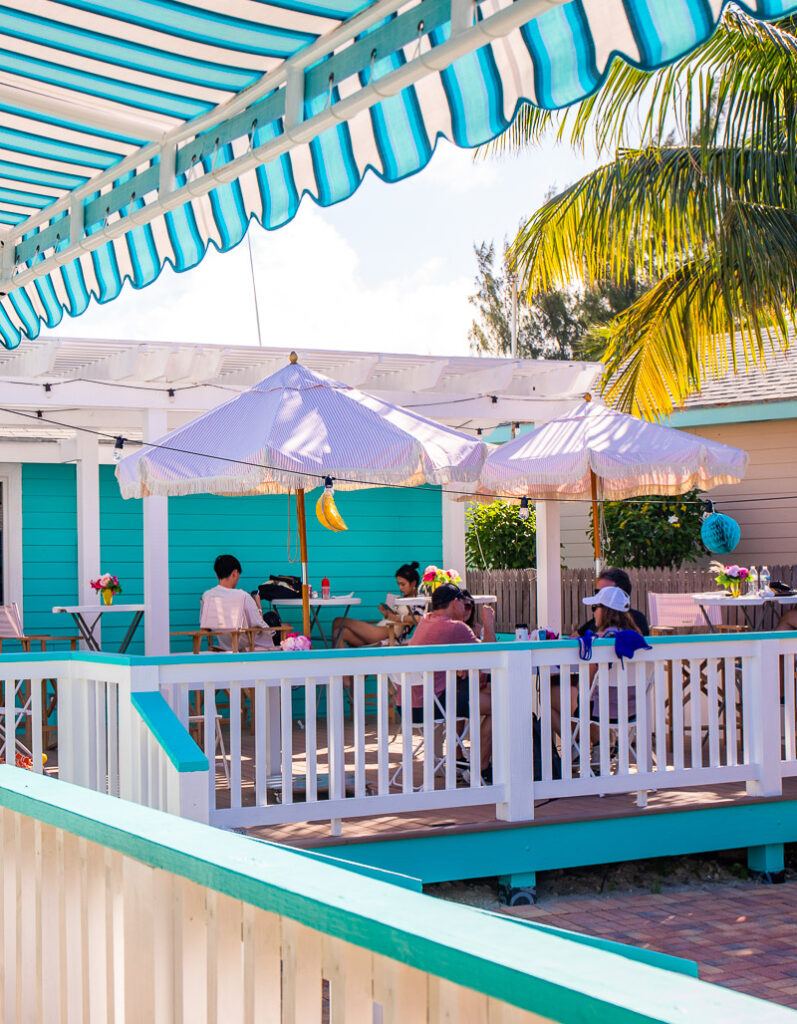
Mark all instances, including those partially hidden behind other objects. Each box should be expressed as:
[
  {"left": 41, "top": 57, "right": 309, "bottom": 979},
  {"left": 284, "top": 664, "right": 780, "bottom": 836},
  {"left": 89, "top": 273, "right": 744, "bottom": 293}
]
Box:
[{"left": 466, "top": 565, "right": 797, "bottom": 634}]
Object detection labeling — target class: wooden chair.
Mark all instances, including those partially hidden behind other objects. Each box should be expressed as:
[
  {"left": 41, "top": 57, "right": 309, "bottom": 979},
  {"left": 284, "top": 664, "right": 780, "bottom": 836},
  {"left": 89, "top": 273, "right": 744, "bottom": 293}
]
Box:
[
  {"left": 0, "top": 603, "right": 78, "bottom": 751},
  {"left": 170, "top": 590, "right": 290, "bottom": 737}
]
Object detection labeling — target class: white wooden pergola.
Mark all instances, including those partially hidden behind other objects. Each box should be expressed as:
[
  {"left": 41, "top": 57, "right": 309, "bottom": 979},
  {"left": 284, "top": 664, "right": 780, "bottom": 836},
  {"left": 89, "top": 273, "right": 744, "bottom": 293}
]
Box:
[{"left": 0, "top": 336, "right": 601, "bottom": 650}]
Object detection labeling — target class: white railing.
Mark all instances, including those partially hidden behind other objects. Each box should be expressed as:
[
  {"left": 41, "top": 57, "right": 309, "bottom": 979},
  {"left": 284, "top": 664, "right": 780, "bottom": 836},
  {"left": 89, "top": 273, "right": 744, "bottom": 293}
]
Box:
[
  {"left": 5, "top": 769, "right": 775, "bottom": 1024},
  {"left": 779, "top": 635, "right": 797, "bottom": 779},
  {"left": 2, "top": 631, "right": 795, "bottom": 830},
  {"left": 156, "top": 645, "right": 520, "bottom": 830}
]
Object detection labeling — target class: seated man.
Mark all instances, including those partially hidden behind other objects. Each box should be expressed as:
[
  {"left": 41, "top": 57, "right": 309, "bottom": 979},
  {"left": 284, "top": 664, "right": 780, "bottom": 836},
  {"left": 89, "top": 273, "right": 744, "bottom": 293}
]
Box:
[
  {"left": 575, "top": 567, "right": 649, "bottom": 637},
  {"left": 406, "top": 583, "right": 494, "bottom": 778},
  {"left": 201, "top": 554, "right": 276, "bottom": 651}
]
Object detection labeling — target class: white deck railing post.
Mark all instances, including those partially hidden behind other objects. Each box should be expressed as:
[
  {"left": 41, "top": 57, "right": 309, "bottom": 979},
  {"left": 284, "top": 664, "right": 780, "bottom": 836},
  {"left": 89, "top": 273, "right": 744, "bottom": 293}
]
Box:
[
  {"left": 743, "top": 639, "right": 783, "bottom": 798},
  {"left": 494, "top": 646, "right": 535, "bottom": 822},
  {"left": 119, "top": 664, "right": 160, "bottom": 804}
]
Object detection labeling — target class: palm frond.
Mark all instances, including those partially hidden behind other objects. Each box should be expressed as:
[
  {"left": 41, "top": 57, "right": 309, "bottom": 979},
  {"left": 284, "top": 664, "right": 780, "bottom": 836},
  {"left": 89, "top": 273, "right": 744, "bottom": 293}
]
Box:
[
  {"left": 483, "top": 9, "right": 797, "bottom": 160},
  {"left": 597, "top": 208, "right": 797, "bottom": 418}
]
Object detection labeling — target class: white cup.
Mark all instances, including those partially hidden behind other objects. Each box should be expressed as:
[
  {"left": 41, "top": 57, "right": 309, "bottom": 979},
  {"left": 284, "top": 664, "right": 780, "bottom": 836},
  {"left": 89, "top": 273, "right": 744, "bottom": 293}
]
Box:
[{"left": 515, "top": 624, "right": 529, "bottom": 642}]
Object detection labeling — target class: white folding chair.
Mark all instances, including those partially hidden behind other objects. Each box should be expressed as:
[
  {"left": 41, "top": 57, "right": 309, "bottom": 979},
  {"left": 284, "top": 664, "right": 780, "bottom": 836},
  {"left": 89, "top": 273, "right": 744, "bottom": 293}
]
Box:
[
  {"left": 187, "top": 704, "right": 231, "bottom": 788},
  {"left": 570, "top": 660, "right": 655, "bottom": 804},
  {"left": 647, "top": 592, "right": 736, "bottom": 634},
  {"left": 0, "top": 602, "right": 77, "bottom": 754},
  {"left": 389, "top": 673, "right": 472, "bottom": 790}
]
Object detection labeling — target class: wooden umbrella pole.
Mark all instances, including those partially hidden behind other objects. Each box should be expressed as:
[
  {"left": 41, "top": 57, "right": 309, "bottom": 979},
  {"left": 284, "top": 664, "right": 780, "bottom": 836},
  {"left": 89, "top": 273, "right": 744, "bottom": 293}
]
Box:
[
  {"left": 296, "top": 488, "right": 312, "bottom": 637},
  {"left": 590, "top": 469, "right": 602, "bottom": 577}
]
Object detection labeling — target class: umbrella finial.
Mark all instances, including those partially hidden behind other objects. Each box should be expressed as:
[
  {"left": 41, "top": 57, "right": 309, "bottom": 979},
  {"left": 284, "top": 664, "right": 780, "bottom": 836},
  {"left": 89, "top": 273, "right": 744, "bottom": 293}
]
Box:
[
  {"left": 584, "top": 392, "right": 592, "bottom": 402},
  {"left": 289, "top": 351, "right": 298, "bottom": 364}
]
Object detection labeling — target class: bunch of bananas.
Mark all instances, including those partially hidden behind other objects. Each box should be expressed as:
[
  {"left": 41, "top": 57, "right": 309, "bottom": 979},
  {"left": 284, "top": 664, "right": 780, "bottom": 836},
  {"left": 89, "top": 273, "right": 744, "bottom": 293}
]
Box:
[{"left": 316, "top": 481, "right": 347, "bottom": 532}]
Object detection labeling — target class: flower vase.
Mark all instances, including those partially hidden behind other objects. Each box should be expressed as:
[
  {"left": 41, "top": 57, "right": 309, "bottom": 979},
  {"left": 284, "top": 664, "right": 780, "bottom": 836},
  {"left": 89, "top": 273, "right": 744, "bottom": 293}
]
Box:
[
  {"left": 102, "top": 588, "right": 114, "bottom": 605},
  {"left": 728, "top": 581, "right": 742, "bottom": 598}
]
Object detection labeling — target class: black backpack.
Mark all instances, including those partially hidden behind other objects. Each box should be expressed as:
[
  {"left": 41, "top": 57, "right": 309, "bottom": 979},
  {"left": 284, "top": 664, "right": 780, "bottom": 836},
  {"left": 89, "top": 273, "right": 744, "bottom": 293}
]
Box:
[
  {"left": 532, "top": 715, "right": 562, "bottom": 781},
  {"left": 258, "top": 575, "right": 301, "bottom": 602}
]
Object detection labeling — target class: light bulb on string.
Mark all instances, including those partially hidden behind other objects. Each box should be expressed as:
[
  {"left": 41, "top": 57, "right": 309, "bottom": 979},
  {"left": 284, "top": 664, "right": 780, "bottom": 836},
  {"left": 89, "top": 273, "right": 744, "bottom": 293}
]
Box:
[
  {"left": 113, "top": 437, "right": 125, "bottom": 462},
  {"left": 518, "top": 497, "right": 530, "bottom": 522}
]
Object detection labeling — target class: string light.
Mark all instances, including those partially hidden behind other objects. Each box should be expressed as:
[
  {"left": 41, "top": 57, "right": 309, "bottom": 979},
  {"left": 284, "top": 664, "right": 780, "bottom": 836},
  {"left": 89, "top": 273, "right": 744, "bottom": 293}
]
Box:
[
  {"left": 0, "top": 402, "right": 778, "bottom": 510},
  {"left": 112, "top": 436, "right": 125, "bottom": 462},
  {"left": 518, "top": 497, "right": 530, "bottom": 521}
]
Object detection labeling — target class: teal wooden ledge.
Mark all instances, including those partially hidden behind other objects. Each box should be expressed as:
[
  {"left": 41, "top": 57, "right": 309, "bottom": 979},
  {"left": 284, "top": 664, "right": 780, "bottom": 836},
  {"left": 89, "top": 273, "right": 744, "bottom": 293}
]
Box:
[{"left": 130, "top": 691, "right": 208, "bottom": 773}]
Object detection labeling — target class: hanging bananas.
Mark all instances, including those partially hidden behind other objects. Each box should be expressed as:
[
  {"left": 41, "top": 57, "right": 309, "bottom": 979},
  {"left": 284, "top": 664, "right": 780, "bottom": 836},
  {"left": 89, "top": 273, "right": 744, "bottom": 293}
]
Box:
[{"left": 316, "top": 478, "right": 348, "bottom": 532}]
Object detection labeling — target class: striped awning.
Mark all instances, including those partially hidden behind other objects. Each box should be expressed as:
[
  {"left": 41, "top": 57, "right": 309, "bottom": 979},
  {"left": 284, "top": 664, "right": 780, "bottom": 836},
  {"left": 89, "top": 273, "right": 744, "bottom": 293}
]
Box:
[{"left": 1, "top": 0, "right": 794, "bottom": 350}]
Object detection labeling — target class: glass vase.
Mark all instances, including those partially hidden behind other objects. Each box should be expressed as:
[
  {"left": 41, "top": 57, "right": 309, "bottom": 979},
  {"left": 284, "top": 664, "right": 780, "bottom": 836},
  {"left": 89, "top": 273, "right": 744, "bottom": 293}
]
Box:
[{"left": 102, "top": 588, "right": 114, "bottom": 605}]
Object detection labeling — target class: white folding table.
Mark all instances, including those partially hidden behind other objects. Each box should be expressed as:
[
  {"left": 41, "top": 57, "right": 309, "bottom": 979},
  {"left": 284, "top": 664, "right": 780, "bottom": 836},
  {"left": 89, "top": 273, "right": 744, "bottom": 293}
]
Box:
[
  {"left": 271, "top": 596, "right": 361, "bottom": 648},
  {"left": 52, "top": 604, "right": 146, "bottom": 652},
  {"left": 690, "top": 592, "right": 797, "bottom": 632}
]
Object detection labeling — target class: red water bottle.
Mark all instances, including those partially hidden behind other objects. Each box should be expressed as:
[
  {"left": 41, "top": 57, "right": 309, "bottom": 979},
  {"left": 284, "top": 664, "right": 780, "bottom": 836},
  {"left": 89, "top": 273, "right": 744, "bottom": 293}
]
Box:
[{"left": 321, "top": 576, "right": 330, "bottom": 599}]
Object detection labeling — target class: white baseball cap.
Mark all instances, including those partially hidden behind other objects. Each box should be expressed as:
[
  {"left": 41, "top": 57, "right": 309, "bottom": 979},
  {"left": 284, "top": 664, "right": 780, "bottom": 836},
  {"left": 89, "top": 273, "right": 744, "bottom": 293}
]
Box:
[{"left": 582, "top": 586, "right": 631, "bottom": 613}]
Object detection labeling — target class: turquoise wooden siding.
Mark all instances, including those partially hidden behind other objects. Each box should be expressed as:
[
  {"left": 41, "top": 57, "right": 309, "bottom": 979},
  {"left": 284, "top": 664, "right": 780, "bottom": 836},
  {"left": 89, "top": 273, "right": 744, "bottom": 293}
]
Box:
[
  {"left": 99, "top": 465, "right": 144, "bottom": 651},
  {"left": 20, "top": 465, "right": 443, "bottom": 656},
  {"left": 168, "top": 484, "right": 443, "bottom": 653},
  {"left": 21, "top": 463, "right": 79, "bottom": 643}
]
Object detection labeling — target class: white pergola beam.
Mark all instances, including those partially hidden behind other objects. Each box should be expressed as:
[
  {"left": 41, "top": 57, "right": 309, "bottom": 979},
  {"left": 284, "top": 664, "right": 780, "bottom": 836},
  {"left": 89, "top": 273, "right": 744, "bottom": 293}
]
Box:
[{"left": 0, "top": 338, "right": 59, "bottom": 377}]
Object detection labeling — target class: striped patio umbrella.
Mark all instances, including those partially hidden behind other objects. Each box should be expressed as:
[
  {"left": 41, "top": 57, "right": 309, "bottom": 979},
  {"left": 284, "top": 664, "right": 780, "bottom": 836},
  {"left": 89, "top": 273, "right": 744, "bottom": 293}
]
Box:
[
  {"left": 1, "top": 1, "right": 795, "bottom": 350},
  {"left": 116, "top": 353, "right": 485, "bottom": 634},
  {"left": 477, "top": 399, "right": 749, "bottom": 571}
]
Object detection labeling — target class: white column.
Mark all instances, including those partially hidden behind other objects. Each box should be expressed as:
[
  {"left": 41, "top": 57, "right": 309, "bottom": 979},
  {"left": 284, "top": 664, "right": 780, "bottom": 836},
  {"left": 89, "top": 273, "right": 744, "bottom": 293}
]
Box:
[
  {"left": 442, "top": 495, "right": 467, "bottom": 575},
  {"left": 143, "top": 409, "right": 170, "bottom": 655},
  {"left": 76, "top": 433, "right": 101, "bottom": 647},
  {"left": 535, "top": 500, "right": 562, "bottom": 635}
]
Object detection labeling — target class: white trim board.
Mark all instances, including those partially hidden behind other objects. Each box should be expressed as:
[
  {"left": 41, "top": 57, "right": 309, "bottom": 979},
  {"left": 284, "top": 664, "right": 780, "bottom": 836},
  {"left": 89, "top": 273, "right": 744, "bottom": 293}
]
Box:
[{"left": 0, "top": 463, "right": 22, "bottom": 613}]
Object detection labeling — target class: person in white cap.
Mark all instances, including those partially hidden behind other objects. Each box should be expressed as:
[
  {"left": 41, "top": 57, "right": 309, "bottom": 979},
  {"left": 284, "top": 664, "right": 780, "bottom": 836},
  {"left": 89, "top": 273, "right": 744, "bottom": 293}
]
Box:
[
  {"left": 582, "top": 584, "right": 634, "bottom": 622},
  {"left": 550, "top": 586, "right": 643, "bottom": 737},
  {"left": 581, "top": 586, "right": 644, "bottom": 721}
]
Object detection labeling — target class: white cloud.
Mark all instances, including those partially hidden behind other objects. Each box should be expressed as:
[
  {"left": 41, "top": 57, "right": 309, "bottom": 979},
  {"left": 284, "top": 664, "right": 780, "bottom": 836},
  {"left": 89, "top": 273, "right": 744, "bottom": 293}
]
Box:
[
  {"left": 42, "top": 205, "right": 475, "bottom": 358},
  {"left": 419, "top": 141, "right": 500, "bottom": 194}
]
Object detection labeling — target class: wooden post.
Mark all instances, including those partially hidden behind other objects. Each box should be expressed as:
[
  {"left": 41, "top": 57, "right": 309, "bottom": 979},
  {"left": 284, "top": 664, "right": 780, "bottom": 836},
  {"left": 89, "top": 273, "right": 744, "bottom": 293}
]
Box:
[
  {"left": 590, "top": 469, "right": 602, "bottom": 576},
  {"left": 296, "top": 489, "right": 312, "bottom": 637}
]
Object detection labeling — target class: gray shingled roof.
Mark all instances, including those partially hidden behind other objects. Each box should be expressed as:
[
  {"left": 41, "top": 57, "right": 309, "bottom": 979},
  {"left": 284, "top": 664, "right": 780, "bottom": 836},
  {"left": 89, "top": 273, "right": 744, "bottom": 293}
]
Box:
[{"left": 679, "top": 332, "right": 797, "bottom": 409}]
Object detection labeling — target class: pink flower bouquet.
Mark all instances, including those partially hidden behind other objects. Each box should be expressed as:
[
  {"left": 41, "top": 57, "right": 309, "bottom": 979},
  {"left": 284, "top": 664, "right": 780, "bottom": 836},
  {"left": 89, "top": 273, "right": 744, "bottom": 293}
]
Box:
[
  {"left": 420, "top": 565, "right": 463, "bottom": 594},
  {"left": 89, "top": 573, "right": 122, "bottom": 595},
  {"left": 281, "top": 633, "right": 311, "bottom": 652}
]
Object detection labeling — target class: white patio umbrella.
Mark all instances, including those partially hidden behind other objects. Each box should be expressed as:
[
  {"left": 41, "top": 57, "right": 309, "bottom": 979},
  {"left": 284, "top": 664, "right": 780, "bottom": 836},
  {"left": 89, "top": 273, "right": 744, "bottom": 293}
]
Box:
[
  {"left": 477, "top": 399, "right": 749, "bottom": 573},
  {"left": 116, "top": 353, "right": 485, "bottom": 635}
]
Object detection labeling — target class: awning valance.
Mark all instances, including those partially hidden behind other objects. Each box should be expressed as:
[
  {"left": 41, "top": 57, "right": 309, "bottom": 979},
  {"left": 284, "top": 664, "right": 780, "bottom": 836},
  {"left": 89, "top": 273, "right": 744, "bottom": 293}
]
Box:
[{"left": 1, "top": 0, "right": 794, "bottom": 349}]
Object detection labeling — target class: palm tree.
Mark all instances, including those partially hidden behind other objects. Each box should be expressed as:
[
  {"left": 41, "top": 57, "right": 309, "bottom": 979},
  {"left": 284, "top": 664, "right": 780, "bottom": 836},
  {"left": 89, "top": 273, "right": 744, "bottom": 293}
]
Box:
[{"left": 500, "top": 10, "right": 797, "bottom": 418}]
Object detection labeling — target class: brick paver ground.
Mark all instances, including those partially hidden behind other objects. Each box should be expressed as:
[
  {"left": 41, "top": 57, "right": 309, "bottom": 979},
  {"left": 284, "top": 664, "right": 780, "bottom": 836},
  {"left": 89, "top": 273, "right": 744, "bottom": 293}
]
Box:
[{"left": 506, "top": 883, "right": 797, "bottom": 1010}]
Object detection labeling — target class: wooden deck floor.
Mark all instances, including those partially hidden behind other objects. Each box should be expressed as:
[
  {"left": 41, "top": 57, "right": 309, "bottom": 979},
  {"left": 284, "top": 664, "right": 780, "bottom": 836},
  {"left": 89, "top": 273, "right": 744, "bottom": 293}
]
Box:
[{"left": 245, "top": 778, "right": 797, "bottom": 849}]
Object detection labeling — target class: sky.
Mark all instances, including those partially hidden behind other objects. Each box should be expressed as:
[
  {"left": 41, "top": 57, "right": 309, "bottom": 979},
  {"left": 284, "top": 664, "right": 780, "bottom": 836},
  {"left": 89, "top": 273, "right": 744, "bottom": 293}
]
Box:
[{"left": 41, "top": 139, "right": 596, "bottom": 358}]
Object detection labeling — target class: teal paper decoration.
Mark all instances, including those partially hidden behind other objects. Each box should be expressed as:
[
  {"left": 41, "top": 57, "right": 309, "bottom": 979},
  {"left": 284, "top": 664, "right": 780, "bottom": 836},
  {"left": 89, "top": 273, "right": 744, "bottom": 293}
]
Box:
[{"left": 701, "top": 513, "right": 741, "bottom": 554}]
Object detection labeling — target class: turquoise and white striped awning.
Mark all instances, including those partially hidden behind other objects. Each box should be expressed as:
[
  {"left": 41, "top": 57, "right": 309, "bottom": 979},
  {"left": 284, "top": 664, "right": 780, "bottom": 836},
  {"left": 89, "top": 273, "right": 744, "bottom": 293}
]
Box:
[{"left": 1, "top": 0, "right": 794, "bottom": 350}]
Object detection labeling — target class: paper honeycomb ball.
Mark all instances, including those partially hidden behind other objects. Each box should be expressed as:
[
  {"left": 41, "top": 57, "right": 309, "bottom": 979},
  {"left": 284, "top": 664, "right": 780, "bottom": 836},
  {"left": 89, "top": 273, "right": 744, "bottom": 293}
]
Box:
[{"left": 700, "top": 513, "right": 741, "bottom": 554}]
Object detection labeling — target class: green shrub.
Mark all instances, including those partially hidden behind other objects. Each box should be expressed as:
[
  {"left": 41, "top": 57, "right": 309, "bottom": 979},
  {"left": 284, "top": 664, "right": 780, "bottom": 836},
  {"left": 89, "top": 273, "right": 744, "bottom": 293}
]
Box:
[
  {"left": 593, "top": 489, "right": 706, "bottom": 570},
  {"left": 465, "top": 500, "right": 536, "bottom": 569}
]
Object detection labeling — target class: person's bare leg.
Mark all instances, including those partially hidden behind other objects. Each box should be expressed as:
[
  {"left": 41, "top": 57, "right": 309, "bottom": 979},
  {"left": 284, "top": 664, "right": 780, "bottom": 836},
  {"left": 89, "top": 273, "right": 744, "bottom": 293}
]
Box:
[
  {"left": 776, "top": 609, "right": 797, "bottom": 630},
  {"left": 478, "top": 689, "right": 492, "bottom": 772},
  {"left": 334, "top": 619, "right": 390, "bottom": 648}
]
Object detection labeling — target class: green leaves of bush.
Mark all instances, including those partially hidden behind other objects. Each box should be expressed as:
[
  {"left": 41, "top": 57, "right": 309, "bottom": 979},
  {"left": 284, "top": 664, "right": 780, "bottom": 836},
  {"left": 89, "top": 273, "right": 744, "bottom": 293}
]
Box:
[
  {"left": 465, "top": 500, "right": 537, "bottom": 569},
  {"left": 593, "top": 489, "right": 706, "bottom": 569}
]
